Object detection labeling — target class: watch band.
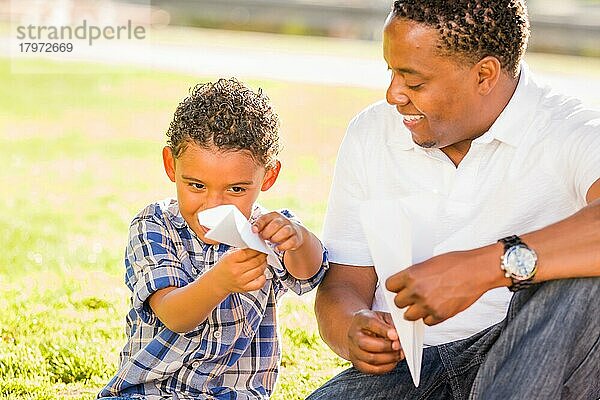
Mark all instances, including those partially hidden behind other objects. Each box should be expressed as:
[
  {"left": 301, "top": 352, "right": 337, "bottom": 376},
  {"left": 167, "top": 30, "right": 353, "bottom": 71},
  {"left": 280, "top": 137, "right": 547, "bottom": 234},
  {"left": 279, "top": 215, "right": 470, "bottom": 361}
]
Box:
[
  {"left": 506, "top": 278, "right": 535, "bottom": 292},
  {"left": 499, "top": 234, "right": 522, "bottom": 249},
  {"left": 498, "top": 235, "right": 536, "bottom": 292}
]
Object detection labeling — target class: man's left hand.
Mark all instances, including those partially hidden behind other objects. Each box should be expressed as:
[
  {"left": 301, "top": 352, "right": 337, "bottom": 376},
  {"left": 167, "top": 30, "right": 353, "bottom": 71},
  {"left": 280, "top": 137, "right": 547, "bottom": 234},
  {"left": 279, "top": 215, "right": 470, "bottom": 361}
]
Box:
[{"left": 385, "top": 248, "right": 497, "bottom": 326}]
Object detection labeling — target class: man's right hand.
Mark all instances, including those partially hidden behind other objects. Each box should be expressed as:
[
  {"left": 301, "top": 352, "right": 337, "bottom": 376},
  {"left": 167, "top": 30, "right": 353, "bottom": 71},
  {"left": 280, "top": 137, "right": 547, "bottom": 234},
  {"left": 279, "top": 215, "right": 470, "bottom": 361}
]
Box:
[
  {"left": 347, "top": 309, "right": 404, "bottom": 374},
  {"left": 212, "top": 248, "right": 268, "bottom": 294}
]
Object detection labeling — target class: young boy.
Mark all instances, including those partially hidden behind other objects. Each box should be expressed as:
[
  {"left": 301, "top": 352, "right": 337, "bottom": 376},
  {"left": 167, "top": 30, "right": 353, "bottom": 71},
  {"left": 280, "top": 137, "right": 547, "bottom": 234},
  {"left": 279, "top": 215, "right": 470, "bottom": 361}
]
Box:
[{"left": 98, "top": 78, "right": 328, "bottom": 399}]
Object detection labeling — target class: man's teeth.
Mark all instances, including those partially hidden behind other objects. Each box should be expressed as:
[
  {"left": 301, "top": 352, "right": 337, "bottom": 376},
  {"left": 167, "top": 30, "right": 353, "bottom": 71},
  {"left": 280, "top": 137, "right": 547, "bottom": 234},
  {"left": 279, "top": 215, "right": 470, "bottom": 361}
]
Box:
[{"left": 403, "top": 115, "right": 424, "bottom": 122}]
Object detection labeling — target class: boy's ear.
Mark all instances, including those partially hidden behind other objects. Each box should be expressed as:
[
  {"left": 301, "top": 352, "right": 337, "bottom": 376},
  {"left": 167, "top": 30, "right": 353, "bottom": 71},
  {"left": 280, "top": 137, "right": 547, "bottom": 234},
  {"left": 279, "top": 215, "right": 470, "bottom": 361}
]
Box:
[
  {"left": 261, "top": 161, "right": 281, "bottom": 191},
  {"left": 162, "top": 146, "right": 176, "bottom": 182}
]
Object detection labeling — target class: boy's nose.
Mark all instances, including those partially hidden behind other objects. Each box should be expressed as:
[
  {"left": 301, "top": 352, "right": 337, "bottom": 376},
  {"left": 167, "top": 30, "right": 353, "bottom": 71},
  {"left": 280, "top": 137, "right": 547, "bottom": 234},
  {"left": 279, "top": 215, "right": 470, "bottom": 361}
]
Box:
[{"left": 205, "top": 193, "right": 225, "bottom": 209}]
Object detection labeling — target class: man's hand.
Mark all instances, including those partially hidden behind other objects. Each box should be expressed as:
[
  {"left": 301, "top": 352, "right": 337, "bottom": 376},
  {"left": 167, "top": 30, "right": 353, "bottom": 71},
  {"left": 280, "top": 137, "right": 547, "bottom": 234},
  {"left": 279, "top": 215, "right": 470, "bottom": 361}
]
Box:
[
  {"left": 213, "top": 248, "right": 268, "bottom": 294},
  {"left": 347, "top": 309, "right": 404, "bottom": 374},
  {"left": 252, "top": 212, "right": 304, "bottom": 252},
  {"left": 386, "top": 249, "right": 496, "bottom": 326}
]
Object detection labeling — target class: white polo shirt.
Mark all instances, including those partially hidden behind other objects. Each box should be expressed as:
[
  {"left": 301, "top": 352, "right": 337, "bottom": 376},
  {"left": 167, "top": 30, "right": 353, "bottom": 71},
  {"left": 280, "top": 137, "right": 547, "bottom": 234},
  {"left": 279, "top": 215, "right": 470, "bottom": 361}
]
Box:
[{"left": 322, "top": 64, "right": 600, "bottom": 346}]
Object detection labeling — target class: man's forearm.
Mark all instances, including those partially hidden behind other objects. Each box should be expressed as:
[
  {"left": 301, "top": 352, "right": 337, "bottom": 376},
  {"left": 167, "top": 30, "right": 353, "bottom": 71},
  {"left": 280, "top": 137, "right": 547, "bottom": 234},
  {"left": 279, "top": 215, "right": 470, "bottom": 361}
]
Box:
[
  {"left": 481, "top": 199, "right": 600, "bottom": 291},
  {"left": 315, "top": 286, "right": 360, "bottom": 360},
  {"left": 315, "top": 264, "right": 378, "bottom": 360},
  {"left": 524, "top": 199, "right": 600, "bottom": 282}
]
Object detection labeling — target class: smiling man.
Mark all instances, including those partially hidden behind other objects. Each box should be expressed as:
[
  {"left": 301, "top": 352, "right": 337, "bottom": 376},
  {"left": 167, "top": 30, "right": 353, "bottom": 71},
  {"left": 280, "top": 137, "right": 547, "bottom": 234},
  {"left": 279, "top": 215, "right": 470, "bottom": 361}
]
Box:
[{"left": 308, "top": 1, "right": 600, "bottom": 399}]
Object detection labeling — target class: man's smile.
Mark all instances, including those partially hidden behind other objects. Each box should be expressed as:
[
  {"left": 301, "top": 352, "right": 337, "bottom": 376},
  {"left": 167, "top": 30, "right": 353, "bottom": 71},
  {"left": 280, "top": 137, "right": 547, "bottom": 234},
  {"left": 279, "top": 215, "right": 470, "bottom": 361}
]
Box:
[{"left": 402, "top": 114, "right": 424, "bottom": 122}]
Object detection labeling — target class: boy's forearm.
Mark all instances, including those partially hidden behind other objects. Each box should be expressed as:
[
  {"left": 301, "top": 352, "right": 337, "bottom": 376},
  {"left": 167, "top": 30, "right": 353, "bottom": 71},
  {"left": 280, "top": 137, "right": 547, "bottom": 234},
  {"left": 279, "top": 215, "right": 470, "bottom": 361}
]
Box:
[
  {"left": 283, "top": 226, "right": 324, "bottom": 279},
  {"left": 149, "top": 269, "right": 229, "bottom": 333}
]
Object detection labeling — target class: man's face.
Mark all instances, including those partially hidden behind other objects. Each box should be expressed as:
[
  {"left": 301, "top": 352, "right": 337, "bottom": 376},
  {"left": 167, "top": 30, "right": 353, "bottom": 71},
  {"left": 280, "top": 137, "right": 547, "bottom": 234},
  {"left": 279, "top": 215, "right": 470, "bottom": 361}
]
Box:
[
  {"left": 163, "top": 143, "right": 278, "bottom": 244},
  {"left": 383, "top": 17, "right": 482, "bottom": 149}
]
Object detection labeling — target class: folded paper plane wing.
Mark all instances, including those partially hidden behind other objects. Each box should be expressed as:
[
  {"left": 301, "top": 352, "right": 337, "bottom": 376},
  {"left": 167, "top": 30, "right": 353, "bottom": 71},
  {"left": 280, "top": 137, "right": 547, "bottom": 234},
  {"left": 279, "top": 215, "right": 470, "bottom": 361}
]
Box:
[{"left": 359, "top": 200, "right": 424, "bottom": 387}]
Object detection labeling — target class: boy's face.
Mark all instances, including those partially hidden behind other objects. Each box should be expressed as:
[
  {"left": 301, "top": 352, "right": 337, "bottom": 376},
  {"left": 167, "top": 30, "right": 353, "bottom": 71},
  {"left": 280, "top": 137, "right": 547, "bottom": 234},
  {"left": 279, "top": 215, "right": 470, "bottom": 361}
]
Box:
[{"left": 163, "top": 142, "right": 280, "bottom": 244}]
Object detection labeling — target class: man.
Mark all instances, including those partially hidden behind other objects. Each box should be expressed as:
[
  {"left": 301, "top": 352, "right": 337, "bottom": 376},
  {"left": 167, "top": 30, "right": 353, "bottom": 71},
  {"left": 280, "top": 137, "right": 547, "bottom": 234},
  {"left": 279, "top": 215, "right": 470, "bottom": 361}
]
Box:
[{"left": 308, "top": 1, "right": 599, "bottom": 399}]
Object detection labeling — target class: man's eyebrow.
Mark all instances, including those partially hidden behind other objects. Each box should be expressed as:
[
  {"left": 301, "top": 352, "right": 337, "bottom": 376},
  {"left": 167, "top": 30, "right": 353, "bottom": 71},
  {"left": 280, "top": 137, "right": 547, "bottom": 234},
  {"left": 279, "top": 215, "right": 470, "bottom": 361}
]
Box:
[{"left": 391, "top": 67, "right": 423, "bottom": 76}]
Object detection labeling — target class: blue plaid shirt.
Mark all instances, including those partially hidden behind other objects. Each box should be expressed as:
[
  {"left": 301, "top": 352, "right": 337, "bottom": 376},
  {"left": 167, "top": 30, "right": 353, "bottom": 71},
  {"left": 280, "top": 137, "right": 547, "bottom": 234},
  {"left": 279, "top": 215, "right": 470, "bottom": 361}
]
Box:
[{"left": 98, "top": 199, "right": 328, "bottom": 400}]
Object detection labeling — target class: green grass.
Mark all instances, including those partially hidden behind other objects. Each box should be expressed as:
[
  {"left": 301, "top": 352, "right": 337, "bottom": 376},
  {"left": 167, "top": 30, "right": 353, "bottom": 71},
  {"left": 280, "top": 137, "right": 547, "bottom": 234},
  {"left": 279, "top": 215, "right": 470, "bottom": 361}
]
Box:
[{"left": 2, "top": 46, "right": 599, "bottom": 398}]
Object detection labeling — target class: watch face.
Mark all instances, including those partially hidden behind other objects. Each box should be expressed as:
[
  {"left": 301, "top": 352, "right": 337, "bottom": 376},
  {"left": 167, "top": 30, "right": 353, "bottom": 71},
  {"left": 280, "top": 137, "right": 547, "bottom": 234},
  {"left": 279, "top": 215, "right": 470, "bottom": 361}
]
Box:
[{"left": 504, "top": 245, "right": 538, "bottom": 280}]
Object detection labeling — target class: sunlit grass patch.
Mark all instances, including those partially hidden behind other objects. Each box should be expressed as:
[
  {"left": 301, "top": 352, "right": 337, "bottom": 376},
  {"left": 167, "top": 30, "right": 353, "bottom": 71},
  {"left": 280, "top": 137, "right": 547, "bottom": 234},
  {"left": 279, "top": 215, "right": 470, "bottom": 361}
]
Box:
[
  {"left": 0, "top": 271, "right": 125, "bottom": 399},
  {"left": 274, "top": 296, "right": 350, "bottom": 400}
]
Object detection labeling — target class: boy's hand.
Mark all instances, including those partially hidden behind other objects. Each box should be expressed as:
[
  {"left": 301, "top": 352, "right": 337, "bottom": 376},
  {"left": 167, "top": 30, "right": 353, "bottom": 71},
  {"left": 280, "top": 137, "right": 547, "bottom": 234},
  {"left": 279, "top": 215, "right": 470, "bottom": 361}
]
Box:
[
  {"left": 212, "top": 248, "right": 268, "bottom": 294},
  {"left": 252, "top": 212, "right": 304, "bottom": 252}
]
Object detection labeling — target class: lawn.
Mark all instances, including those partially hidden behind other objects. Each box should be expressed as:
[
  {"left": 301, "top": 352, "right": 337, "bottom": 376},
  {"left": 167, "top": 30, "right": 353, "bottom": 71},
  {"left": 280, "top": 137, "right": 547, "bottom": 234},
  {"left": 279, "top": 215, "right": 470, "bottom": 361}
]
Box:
[{"left": 1, "top": 45, "right": 599, "bottom": 398}]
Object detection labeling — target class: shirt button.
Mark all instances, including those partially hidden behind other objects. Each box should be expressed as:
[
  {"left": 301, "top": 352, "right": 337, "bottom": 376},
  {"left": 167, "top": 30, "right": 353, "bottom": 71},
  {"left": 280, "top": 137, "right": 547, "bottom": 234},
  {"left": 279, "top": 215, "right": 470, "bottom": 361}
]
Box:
[
  {"left": 191, "top": 361, "right": 200, "bottom": 368},
  {"left": 213, "top": 331, "right": 222, "bottom": 339}
]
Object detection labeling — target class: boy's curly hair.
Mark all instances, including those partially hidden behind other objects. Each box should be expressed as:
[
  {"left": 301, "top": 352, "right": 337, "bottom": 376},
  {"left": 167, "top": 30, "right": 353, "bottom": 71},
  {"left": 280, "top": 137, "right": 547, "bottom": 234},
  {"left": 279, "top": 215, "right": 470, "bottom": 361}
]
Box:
[
  {"left": 166, "top": 78, "right": 280, "bottom": 167},
  {"left": 392, "top": 0, "right": 530, "bottom": 78}
]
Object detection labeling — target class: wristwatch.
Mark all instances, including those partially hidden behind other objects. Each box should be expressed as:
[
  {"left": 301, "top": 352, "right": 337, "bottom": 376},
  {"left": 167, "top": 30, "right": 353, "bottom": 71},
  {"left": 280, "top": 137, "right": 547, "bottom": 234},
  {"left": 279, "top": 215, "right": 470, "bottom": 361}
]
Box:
[{"left": 498, "top": 235, "right": 538, "bottom": 292}]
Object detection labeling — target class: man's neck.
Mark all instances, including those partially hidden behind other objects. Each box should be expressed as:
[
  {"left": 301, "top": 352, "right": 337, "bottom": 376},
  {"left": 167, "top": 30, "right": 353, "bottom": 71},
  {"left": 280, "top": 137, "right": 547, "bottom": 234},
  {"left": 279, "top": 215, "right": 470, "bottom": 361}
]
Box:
[
  {"left": 442, "top": 141, "right": 473, "bottom": 167},
  {"left": 442, "top": 73, "right": 520, "bottom": 167}
]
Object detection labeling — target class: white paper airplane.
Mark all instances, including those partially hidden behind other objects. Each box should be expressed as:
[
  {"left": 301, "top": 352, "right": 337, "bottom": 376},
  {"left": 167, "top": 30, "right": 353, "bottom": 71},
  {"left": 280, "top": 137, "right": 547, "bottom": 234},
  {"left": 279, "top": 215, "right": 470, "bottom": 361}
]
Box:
[
  {"left": 197, "top": 205, "right": 282, "bottom": 271},
  {"left": 359, "top": 200, "right": 424, "bottom": 387}
]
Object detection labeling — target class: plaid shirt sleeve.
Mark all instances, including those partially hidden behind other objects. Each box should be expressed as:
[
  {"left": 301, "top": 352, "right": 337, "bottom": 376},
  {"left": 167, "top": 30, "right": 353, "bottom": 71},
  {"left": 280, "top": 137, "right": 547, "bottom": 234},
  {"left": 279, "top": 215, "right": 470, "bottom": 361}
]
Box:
[
  {"left": 124, "top": 206, "right": 193, "bottom": 324},
  {"left": 266, "top": 209, "right": 329, "bottom": 296}
]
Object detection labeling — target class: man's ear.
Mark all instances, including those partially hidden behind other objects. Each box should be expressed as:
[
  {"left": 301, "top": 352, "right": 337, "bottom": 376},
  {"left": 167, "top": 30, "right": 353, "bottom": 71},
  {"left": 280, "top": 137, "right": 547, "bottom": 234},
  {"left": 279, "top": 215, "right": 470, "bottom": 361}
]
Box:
[
  {"left": 162, "top": 146, "right": 176, "bottom": 182},
  {"left": 261, "top": 161, "right": 281, "bottom": 191},
  {"left": 475, "top": 56, "right": 502, "bottom": 96}
]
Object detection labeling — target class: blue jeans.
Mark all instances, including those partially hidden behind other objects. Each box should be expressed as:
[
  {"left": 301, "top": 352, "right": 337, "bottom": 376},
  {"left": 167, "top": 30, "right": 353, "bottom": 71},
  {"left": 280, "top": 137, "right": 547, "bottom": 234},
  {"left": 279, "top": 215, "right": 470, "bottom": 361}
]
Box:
[
  {"left": 98, "top": 398, "right": 133, "bottom": 400},
  {"left": 307, "top": 277, "right": 600, "bottom": 400}
]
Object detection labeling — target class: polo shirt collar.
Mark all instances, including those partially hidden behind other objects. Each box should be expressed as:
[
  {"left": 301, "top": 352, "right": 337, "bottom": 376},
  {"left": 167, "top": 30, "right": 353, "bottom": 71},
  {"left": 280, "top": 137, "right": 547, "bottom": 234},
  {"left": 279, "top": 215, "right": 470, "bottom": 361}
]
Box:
[
  {"left": 388, "top": 131, "right": 415, "bottom": 150},
  {"left": 473, "top": 62, "right": 539, "bottom": 147}
]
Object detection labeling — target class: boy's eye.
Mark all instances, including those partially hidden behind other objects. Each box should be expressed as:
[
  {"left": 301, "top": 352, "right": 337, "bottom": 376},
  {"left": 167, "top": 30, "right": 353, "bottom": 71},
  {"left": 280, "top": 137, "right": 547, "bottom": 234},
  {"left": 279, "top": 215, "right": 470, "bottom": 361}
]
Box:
[
  {"left": 228, "top": 186, "right": 246, "bottom": 193},
  {"left": 190, "top": 183, "right": 205, "bottom": 190}
]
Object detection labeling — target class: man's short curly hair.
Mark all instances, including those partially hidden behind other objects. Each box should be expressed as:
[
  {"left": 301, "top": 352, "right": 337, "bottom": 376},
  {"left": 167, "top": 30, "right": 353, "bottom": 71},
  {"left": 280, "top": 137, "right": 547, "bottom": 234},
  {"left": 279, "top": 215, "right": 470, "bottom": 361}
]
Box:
[
  {"left": 392, "top": 0, "right": 530, "bottom": 78},
  {"left": 166, "top": 78, "right": 280, "bottom": 168}
]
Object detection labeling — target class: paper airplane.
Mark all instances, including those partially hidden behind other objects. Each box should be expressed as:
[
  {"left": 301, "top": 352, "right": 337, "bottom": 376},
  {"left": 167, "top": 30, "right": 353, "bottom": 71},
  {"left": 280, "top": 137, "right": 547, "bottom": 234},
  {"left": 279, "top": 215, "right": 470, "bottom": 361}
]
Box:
[
  {"left": 198, "top": 205, "right": 282, "bottom": 271},
  {"left": 359, "top": 200, "right": 424, "bottom": 387}
]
